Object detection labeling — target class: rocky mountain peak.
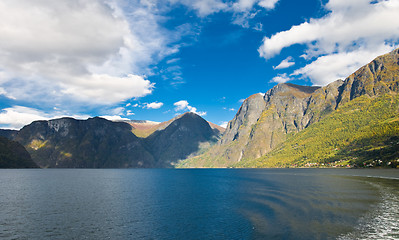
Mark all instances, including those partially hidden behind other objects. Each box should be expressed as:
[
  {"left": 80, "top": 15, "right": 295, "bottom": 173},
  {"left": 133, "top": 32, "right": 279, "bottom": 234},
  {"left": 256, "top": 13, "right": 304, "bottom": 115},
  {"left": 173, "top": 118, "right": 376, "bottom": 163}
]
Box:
[
  {"left": 220, "top": 93, "right": 266, "bottom": 144},
  {"left": 337, "top": 47, "right": 399, "bottom": 107},
  {"left": 264, "top": 83, "right": 320, "bottom": 102},
  {"left": 146, "top": 112, "right": 220, "bottom": 167}
]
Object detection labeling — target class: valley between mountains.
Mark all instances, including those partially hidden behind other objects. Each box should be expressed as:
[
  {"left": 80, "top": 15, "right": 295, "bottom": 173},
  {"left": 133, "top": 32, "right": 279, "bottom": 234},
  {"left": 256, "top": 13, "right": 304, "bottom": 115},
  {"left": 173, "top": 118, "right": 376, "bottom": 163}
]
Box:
[{"left": 1, "top": 48, "right": 399, "bottom": 168}]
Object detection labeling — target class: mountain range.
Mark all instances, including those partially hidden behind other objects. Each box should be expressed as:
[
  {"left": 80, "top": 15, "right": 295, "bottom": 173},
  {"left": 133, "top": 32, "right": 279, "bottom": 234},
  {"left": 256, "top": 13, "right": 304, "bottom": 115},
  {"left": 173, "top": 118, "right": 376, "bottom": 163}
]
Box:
[
  {"left": 0, "top": 112, "right": 222, "bottom": 168},
  {"left": 1, "top": 48, "right": 399, "bottom": 168}
]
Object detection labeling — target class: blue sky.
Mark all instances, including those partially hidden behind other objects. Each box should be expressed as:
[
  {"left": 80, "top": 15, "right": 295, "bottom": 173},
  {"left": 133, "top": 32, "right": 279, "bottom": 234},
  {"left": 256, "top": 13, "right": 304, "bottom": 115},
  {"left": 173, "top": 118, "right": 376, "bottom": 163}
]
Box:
[{"left": 0, "top": 0, "right": 398, "bottom": 129}]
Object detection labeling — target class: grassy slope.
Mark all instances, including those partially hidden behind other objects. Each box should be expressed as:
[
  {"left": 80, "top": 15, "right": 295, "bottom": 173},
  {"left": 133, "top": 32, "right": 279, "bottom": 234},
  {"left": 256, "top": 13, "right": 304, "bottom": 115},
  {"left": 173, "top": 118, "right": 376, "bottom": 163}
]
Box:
[{"left": 238, "top": 94, "right": 399, "bottom": 168}]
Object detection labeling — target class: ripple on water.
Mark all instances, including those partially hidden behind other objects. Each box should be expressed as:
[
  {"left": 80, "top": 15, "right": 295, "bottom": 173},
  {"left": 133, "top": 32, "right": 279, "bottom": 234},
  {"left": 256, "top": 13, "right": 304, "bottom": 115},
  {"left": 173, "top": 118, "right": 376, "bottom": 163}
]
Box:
[{"left": 338, "top": 178, "right": 399, "bottom": 240}]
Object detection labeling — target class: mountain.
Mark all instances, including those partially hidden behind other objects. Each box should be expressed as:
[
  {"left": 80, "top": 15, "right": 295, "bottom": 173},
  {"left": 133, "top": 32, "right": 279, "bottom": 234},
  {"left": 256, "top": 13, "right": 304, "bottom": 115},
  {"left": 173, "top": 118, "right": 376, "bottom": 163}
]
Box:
[
  {"left": 123, "top": 120, "right": 164, "bottom": 138},
  {"left": 242, "top": 93, "right": 399, "bottom": 168},
  {"left": 13, "top": 117, "right": 155, "bottom": 168},
  {"left": 179, "top": 48, "right": 399, "bottom": 168},
  {"left": 0, "top": 129, "right": 18, "bottom": 140},
  {"left": 146, "top": 112, "right": 220, "bottom": 167},
  {"left": 0, "top": 136, "right": 38, "bottom": 168},
  {"left": 0, "top": 113, "right": 222, "bottom": 168}
]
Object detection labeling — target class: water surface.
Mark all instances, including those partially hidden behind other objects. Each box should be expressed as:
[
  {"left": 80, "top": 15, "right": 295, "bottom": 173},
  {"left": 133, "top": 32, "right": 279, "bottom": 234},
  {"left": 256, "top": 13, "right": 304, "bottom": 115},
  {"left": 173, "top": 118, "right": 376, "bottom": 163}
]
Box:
[{"left": 0, "top": 168, "right": 398, "bottom": 239}]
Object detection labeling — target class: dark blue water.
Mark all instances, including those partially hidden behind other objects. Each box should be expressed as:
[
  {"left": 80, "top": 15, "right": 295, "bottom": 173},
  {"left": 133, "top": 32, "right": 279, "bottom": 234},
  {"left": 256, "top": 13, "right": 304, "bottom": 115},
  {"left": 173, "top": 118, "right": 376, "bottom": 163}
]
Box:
[{"left": 0, "top": 169, "right": 398, "bottom": 240}]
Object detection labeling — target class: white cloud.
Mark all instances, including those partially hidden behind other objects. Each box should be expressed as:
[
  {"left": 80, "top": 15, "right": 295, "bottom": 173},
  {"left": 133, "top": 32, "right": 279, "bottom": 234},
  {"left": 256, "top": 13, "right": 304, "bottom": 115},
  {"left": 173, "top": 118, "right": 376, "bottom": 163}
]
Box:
[
  {"left": 273, "top": 56, "right": 295, "bottom": 70},
  {"left": 100, "top": 115, "right": 130, "bottom": 121},
  {"left": 231, "top": 0, "right": 279, "bottom": 28},
  {"left": 292, "top": 46, "right": 393, "bottom": 85},
  {"left": 229, "top": 108, "right": 236, "bottom": 111},
  {"left": 0, "top": 106, "right": 49, "bottom": 129},
  {"left": 61, "top": 74, "right": 154, "bottom": 104},
  {"left": 271, "top": 73, "right": 290, "bottom": 83},
  {"left": 173, "top": 100, "right": 206, "bottom": 116},
  {"left": 258, "top": 0, "right": 279, "bottom": 9},
  {"left": 233, "top": 0, "right": 279, "bottom": 12},
  {"left": 174, "top": 100, "right": 190, "bottom": 111},
  {"left": 220, "top": 121, "right": 228, "bottom": 128},
  {"left": 0, "top": 87, "right": 16, "bottom": 100},
  {"left": 0, "top": 106, "right": 89, "bottom": 129},
  {"left": 172, "top": 0, "right": 279, "bottom": 17},
  {"left": 145, "top": 102, "right": 164, "bottom": 109},
  {"left": 166, "top": 58, "right": 180, "bottom": 64},
  {"left": 110, "top": 107, "right": 126, "bottom": 115},
  {"left": 0, "top": 0, "right": 184, "bottom": 107},
  {"left": 170, "top": 0, "right": 228, "bottom": 16},
  {"left": 253, "top": 22, "right": 263, "bottom": 31},
  {"left": 258, "top": 0, "right": 399, "bottom": 85}
]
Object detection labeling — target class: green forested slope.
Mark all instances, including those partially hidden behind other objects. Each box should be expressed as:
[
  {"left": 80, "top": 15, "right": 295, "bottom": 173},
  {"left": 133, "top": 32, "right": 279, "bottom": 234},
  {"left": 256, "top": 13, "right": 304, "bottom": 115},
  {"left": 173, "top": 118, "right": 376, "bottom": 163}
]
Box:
[{"left": 239, "top": 94, "right": 399, "bottom": 168}]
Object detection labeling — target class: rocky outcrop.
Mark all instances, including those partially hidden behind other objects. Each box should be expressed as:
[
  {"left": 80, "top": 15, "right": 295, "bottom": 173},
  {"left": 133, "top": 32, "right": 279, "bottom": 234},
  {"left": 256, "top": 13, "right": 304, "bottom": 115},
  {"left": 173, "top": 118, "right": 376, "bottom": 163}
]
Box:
[
  {"left": 337, "top": 48, "right": 399, "bottom": 107},
  {"left": 219, "top": 83, "right": 323, "bottom": 162}
]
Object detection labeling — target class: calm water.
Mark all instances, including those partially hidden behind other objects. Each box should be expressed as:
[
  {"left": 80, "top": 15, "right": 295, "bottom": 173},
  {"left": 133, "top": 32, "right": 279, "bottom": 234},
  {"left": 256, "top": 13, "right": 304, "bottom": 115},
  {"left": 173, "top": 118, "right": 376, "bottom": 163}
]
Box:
[{"left": 0, "top": 169, "right": 398, "bottom": 240}]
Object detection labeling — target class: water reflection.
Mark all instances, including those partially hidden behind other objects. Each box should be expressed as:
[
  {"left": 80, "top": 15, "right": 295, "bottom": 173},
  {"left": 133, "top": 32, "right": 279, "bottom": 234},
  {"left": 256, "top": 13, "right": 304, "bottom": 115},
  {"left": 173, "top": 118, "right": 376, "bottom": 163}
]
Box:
[{"left": 235, "top": 170, "right": 382, "bottom": 239}]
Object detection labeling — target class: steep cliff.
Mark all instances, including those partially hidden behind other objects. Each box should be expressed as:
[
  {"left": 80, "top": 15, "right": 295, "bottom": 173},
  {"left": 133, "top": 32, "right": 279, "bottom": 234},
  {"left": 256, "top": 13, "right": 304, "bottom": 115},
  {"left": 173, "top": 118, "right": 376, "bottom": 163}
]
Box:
[{"left": 179, "top": 48, "right": 399, "bottom": 168}]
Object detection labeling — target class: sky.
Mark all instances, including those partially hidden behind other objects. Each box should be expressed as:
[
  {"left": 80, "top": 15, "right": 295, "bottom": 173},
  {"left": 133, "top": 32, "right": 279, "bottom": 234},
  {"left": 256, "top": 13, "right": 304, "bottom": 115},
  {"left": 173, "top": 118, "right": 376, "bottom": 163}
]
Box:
[{"left": 0, "top": 0, "right": 398, "bottom": 129}]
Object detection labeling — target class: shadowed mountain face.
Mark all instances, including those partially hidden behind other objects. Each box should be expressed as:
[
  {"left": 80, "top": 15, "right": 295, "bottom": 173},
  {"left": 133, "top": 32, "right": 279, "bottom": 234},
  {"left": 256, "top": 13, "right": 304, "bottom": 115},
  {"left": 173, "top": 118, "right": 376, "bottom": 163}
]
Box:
[
  {"left": 0, "top": 136, "right": 38, "bottom": 168},
  {"left": 0, "top": 113, "right": 221, "bottom": 168},
  {"left": 13, "top": 117, "right": 155, "bottom": 168},
  {"left": 179, "top": 48, "right": 399, "bottom": 168},
  {"left": 146, "top": 112, "right": 219, "bottom": 167}
]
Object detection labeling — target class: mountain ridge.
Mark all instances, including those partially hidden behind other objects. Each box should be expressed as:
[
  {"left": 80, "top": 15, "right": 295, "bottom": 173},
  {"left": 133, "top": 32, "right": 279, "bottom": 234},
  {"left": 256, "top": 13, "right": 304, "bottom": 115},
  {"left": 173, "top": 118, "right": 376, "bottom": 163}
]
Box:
[
  {"left": 178, "top": 47, "right": 399, "bottom": 168},
  {"left": 0, "top": 112, "right": 222, "bottom": 168}
]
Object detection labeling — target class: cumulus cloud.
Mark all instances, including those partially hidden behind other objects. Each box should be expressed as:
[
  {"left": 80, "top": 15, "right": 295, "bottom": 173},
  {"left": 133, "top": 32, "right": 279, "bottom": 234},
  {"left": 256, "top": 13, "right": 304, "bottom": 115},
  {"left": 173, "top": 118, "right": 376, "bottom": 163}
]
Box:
[
  {"left": 258, "top": 0, "right": 399, "bottom": 85},
  {"left": 174, "top": 100, "right": 190, "bottom": 111},
  {"left": 0, "top": 0, "right": 183, "bottom": 107},
  {"left": 0, "top": 106, "right": 89, "bottom": 129},
  {"left": 271, "top": 73, "right": 290, "bottom": 83},
  {"left": 273, "top": 56, "right": 295, "bottom": 70},
  {"left": 145, "top": 102, "right": 164, "bottom": 109},
  {"left": 292, "top": 46, "right": 393, "bottom": 85},
  {"left": 173, "top": 100, "right": 206, "bottom": 116}
]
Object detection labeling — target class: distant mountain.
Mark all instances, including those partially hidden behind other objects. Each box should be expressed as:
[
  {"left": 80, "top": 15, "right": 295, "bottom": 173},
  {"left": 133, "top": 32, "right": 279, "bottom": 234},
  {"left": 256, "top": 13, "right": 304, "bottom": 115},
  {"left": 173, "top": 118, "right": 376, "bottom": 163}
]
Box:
[
  {"left": 0, "top": 129, "right": 19, "bottom": 140},
  {"left": 123, "top": 120, "right": 163, "bottom": 138},
  {"left": 123, "top": 116, "right": 224, "bottom": 139},
  {"left": 13, "top": 117, "right": 155, "bottom": 168},
  {"left": 179, "top": 48, "right": 399, "bottom": 168},
  {"left": 0, "top": 136, "right": 38, "bottom": 168},
  {"left": 146, "top": 112, "right": 220, "bottom": 167},
  {"left": 0, "top": 113, "right": 222, "bottom": 168}
]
